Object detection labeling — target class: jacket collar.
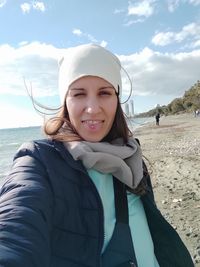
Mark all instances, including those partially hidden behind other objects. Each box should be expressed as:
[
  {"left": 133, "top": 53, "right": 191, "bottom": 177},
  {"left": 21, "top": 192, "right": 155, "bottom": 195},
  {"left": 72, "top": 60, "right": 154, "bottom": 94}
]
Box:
[{"left": 51, "top": 139, "right": 88, "bottom": 174}]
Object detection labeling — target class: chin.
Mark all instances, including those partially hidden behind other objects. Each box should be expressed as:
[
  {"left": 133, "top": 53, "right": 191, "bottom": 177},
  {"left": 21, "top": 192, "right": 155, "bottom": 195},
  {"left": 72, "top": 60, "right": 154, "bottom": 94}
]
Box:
[
  {"left": 82, "top": 134, "right": 105, "bottom": 143},
  {"left": 85, "top": 138, "right": 102, "bottom": 142}
]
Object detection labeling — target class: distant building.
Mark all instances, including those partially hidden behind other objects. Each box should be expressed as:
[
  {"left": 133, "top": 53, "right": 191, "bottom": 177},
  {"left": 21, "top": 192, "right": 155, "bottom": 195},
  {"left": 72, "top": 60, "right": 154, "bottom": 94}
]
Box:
[
  {"left": 129, "top": 99, "right": 134, "bottom": 117},
  {"left": 125, "top": 103, "right": 129, "bottom": 116}
]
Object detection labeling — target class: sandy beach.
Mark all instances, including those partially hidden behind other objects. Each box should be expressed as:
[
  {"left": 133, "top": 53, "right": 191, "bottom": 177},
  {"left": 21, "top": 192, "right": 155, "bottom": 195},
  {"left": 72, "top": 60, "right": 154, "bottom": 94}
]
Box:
[{"left": 133, "top": 113, "right": 200, "bottom": 266}]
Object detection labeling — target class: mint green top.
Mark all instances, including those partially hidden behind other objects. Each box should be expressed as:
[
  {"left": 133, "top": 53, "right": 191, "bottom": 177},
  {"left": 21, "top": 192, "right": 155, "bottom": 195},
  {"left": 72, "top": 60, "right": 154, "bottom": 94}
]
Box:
[{"left": 87, "top": 169, "right": 160, "bottom": 267}]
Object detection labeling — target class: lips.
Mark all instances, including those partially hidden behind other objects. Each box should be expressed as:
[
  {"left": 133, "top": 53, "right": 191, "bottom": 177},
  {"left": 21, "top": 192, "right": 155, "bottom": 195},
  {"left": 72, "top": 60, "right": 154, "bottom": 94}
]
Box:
[
  {"left": 81, "top": 120, "right": 104, "bottom": 130},
  {"left": 82, "top": 120, "right": 104, "bottom": 124}
]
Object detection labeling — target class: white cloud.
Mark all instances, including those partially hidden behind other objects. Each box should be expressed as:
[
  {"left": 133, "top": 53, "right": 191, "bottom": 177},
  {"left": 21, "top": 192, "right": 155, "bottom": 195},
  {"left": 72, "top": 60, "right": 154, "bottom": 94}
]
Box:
[
  {"left": 100, "top": 41, "right": 108, "bottom": 47},
  {"left": 20, "top": 1, "right": 45, "bottom": 14},
  {"left": 152, "top": 22, "right": 200, "bottom": 46},
  {"left": 72, "top": 28, "right": 83, "bottom": 36},
  {"left": 21, "top": 3, "right": 31, "bottom": 14},
  {"left": 192, "top": 39, "right": 200, "bottom": 47},
  {"left": 0, "top": 42, "right": 62, "bottom": 97},
  {"left": 128, "top": 0, "right": 156, "bottom": 18},
  {"left": 118, "top": 48, "right": 200, "bottom": 100},
  {"left": 124, "top": 18, "right": 145, "bottom": 26},
  {"left": 189, "top": 0, "right": 200, "bottom": 5},
  {"left": 19, "top": 41, "right": 29, "bottom": 46},
  {"left": 176, "top": 23, "right": 200, "bottom": 42},
  {"left": 72, "top": 29, "right": 105, "bottom": 45},
  {"left": 86, "top": 33, "right": 97, "bottom": 43},
  {"left": 152, "top": 31, "right": 175, "bottom": 46},
  {"left": 0, "top": 0, "right": 6, "bottom": 8},
  {"left": 114, "top": 8, "right": 124, "bottom": 14},
  {"left": 167, "top": 0, "right": 200, "bottom": 11},
  {"left": 167, "top": 0, "right": 180, "bottom": 12},
  {"left": 32, "top": 1, "right": 45, "bottom": 12}
]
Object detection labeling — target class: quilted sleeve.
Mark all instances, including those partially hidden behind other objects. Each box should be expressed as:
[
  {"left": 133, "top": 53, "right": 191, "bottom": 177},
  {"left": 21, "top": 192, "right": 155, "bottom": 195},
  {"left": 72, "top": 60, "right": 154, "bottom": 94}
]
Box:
[{"left": 0, "top": 142, "right": 54, "bottom": 267}]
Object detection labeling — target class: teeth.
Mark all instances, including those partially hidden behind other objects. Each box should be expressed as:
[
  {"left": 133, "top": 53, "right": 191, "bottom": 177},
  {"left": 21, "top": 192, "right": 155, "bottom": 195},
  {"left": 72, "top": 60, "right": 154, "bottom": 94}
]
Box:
[
  {"left": 84, "top": 120, "right": 102, "bottom": 124},
  {"left": 89, "top": 121, "right": 99, "bottom": 124}
]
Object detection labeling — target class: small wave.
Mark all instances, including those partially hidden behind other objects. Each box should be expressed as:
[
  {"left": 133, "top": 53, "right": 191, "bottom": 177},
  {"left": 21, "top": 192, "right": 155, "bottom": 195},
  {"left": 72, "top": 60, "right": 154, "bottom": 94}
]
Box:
[
  {"left": 142, "top": 120, "right": 153, "bottom": 124},
  {"left": 0, "top": 142, "right": 20, "bottom": 148},
  {"left": 7, "top": 142, "right": 20, "bottom": 146}
]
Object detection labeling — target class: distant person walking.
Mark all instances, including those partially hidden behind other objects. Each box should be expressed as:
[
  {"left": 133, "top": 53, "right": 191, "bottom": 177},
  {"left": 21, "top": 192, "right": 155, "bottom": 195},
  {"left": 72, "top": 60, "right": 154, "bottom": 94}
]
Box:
[{"left": 155, "top": 112, "right": 160, "bottom": 126}]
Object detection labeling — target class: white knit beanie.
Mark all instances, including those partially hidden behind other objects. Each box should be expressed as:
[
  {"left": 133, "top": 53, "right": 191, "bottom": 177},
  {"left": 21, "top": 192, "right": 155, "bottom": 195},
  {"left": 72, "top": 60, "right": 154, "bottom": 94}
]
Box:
[{"left": 58, "top": 43, "right": 122, "bottom": 102}]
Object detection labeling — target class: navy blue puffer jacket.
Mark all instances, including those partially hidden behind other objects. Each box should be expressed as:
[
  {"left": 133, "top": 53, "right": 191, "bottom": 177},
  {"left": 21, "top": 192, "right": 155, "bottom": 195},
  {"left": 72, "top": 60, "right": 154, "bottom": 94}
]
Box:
[{"left": 0, "top": 139, "right": 194, "bottom": 267}]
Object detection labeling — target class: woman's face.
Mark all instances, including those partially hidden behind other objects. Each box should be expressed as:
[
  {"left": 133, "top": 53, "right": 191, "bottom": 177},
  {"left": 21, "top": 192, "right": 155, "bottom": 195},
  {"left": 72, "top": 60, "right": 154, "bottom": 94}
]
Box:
[{"left": 66, "top": 76, "right": 118, "bottom": 142}]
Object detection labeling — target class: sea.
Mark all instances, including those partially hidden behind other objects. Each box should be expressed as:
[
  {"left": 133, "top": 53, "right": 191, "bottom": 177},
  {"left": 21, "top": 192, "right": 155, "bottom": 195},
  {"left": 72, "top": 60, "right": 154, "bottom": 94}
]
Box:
[{"left": 0, "top": 117, "right": 153, "bottom": 186}]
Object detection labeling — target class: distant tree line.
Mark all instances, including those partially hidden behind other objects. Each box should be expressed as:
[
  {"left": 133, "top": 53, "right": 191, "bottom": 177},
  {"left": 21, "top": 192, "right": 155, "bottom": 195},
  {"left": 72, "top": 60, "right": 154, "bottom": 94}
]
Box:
[{"left": 135, "top": 80, "right": 200, "bottom": 117}]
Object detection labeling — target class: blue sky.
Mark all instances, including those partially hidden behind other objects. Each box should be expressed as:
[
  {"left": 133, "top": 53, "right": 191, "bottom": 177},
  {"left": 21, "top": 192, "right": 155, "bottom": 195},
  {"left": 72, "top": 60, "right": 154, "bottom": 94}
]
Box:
[{"left": 0, "top": 0, "right": 200, "bottom": 128}]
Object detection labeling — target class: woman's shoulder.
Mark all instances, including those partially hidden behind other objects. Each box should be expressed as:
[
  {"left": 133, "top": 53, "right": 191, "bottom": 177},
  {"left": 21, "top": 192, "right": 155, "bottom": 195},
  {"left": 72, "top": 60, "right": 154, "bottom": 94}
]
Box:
[
  {"left": 14, "top": 139, "right": 80, "bottom": 170},
  {"left": 16, "top": 138, "right": 60, "bottom": 153},
  {"left": 13, "top": 139, "right": 65, "bottom": 162}
]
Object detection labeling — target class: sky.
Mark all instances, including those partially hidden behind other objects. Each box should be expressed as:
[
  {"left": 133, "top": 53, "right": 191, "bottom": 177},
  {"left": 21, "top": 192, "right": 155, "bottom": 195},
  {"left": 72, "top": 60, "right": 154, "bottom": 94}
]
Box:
[{"left": 0, "top": 0, "right": 200, "bottom": 128}]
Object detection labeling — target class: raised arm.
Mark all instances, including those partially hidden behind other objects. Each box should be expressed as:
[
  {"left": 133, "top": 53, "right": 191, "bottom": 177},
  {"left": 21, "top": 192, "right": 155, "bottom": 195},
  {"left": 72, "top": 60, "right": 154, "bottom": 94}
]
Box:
[{"left": 0, "top": 142, "right": 54, "bottom": 267}]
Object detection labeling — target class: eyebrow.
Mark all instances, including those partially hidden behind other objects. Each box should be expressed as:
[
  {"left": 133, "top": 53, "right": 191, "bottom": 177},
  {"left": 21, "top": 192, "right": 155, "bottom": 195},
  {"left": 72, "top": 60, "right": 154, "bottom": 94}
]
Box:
[
  {"left": 69, "top": 88, "right": 85, "bottom": 91},
  {"left": 69, "top": 86, "right": 115, "bottom": 91},
  {"left": 99, "top": 86, "right": 115, "bottom": 90}
]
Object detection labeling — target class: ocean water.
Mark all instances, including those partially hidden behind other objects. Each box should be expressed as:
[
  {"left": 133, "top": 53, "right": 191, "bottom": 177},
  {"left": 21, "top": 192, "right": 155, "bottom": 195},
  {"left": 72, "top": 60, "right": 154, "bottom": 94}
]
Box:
[
  {"left": 0, "top": 117, "right": 153, "bottom": 185},
  {"left": 0, "top": 126, "right": 44, "bottom": 185}
]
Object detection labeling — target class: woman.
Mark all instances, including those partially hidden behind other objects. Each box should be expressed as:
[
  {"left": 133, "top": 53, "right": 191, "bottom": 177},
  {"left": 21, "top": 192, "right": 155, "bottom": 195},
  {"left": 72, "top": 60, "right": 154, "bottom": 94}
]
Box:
[{"left": 0, "top": 44, "right": 194, "bottom": 267}]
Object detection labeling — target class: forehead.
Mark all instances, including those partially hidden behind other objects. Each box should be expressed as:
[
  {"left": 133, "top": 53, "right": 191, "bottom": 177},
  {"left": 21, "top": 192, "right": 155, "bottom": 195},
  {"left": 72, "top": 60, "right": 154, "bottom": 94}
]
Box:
[{"left": 68, "top": 75, "right": 114, "bottom": 89}]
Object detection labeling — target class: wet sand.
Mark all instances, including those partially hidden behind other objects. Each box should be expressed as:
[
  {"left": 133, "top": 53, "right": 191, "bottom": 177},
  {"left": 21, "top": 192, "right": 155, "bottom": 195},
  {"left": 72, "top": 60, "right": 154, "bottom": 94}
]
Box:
[{"left": 133, "top": 113, "right": 200, "bottom": 266}]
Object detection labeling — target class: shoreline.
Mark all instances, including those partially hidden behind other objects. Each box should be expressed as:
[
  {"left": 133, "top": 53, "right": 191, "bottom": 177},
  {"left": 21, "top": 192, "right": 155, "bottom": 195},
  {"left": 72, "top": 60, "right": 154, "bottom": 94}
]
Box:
[{"left": 133, "top": 113, "right": 200, "bottom": 266}]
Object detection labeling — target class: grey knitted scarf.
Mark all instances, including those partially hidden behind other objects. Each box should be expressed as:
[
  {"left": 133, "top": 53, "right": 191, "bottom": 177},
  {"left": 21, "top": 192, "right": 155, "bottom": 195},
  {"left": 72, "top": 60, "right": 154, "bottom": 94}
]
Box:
[{"left": 64, "top": 138, "right": 143, "bottom": 189}]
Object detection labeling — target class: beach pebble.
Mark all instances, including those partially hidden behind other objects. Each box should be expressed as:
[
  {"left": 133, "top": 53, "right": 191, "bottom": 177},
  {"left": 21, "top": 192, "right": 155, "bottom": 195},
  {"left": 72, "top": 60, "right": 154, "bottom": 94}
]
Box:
[
  {"left": 172, "top": 198, "right": 182, "bottom": 203},
  {"left": 194, "top": 251, "right": 200, "bottom": 264},
  {"left": 186, "top": 232, "right": 192, "bottom": 237}
]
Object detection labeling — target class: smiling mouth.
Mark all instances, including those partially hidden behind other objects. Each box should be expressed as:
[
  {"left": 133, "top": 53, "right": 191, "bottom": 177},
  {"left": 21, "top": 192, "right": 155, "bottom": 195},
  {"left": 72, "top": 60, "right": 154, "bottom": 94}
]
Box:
[{"left": 82, "top": 120, "right": 104, "bottom": 130}]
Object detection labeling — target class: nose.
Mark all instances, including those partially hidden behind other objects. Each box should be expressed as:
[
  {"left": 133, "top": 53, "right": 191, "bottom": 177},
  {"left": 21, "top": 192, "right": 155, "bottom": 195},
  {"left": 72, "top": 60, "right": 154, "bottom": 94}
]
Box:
[{"left": 84, "top": 97, "right": 102, "bottom": 114}]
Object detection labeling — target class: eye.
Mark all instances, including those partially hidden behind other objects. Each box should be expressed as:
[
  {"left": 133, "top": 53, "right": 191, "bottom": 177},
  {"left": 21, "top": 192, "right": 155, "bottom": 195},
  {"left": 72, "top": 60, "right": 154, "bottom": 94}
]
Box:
[
  {"left": 99, "top": 90, "right": 112, "bottom": 96},
  {"left": 73, "top": 92, "right": 86, "bottom": 97},
  {"left": 68, "top": 88, "right": 86, "bottom": 97}
]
